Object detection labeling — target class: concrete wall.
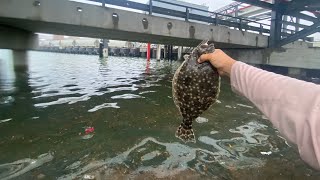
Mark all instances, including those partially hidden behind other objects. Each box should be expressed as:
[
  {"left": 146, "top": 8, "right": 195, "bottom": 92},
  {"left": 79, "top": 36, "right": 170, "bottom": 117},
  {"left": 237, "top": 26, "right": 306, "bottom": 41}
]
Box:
[
  {"left": 0, "top": 26, "right": 38, "bottom": 50},
  {"left": 267, "top": 42, "right": 320, "bottom": 69},
  {"left": 224, "top": 41, "right": 320, "bottom": 70},
  {"left": 0, "top": 0, "right": 268, "bottom": 48}
]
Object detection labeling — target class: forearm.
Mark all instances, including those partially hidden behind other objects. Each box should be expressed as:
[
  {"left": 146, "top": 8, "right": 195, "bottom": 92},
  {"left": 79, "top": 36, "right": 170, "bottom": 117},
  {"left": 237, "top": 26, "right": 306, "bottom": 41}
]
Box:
[{"left": 230, "top": 61, "right": 320, "bottom": 169}]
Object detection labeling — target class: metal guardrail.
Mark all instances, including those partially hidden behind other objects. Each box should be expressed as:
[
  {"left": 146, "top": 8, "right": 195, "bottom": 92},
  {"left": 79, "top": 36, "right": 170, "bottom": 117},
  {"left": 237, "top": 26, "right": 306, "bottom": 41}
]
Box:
[{"left": 86, "top": 0, "right": 296, "bottom": 36}]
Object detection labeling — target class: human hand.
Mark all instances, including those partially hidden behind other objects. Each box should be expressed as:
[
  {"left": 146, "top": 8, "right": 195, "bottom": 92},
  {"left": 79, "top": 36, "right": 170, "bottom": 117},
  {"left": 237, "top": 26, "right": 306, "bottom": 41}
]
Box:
[{"left": 198, "top": 49, "right": 236, "bottom": 77}]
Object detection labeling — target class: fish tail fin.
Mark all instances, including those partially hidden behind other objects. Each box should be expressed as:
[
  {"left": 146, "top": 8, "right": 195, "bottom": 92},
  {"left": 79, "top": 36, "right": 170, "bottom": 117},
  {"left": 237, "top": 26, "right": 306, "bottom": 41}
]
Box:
[{"left": 175, "top": 124, "right": 196, "bottom": 143}]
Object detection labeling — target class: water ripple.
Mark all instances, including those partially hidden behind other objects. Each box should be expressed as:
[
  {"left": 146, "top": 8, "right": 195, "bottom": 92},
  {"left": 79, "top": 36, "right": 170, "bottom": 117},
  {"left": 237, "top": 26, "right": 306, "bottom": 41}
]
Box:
[{"left": 0, "top": 152, "right": 54, "bottom": 180}]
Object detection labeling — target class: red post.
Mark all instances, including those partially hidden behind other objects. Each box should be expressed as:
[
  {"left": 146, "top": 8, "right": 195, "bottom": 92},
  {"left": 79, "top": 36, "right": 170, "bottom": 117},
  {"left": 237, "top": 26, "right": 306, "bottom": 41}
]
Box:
[{"left": 147, "top": 43, "right": 151, "bottom": 61}]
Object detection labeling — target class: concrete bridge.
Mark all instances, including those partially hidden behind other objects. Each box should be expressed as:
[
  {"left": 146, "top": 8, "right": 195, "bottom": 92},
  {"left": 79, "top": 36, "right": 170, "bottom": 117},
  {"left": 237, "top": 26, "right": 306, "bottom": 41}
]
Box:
[
  {"left": 0, "top": 0, "right": 319, "bottom": 74},
  {"left": 0, "top": 0, "right": 268, "bottom": 50}
]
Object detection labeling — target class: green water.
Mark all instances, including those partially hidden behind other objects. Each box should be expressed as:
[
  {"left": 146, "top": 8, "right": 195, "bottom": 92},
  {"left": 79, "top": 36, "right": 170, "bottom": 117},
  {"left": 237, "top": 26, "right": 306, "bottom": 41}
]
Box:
[{"left": 0, "top": 50, "right": 319, "bottom": 179}]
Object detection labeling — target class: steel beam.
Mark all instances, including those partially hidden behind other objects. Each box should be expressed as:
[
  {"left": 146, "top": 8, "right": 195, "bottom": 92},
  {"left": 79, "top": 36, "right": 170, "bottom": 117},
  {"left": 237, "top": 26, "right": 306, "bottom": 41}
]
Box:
[
  {"left": 284, "top": 11, "right": 318, "bottom": 22},
  {"left": 269, "top": 0, "right": 283, "bottom": 47},
  {"left": 279, "top": 21, "right": 320, "bottom": 46},
  {"left": 281, "top": 20, "right": 308, "bottom": 29},
  {"left": 233, "top": 0, "right": 273, "bottom": 10}
]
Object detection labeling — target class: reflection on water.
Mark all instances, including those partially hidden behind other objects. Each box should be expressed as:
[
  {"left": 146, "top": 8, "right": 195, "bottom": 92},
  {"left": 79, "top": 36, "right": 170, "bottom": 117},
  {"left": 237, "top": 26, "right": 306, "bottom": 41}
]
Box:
[
  {"left": 0, "top": 49, "right": 319, "bottom": 179},
  {"left": 58, "top": 121, "right": 271, "bottom": 179},
  {"left": 0, "top": 152, "right": 53, "bottom": 180}
]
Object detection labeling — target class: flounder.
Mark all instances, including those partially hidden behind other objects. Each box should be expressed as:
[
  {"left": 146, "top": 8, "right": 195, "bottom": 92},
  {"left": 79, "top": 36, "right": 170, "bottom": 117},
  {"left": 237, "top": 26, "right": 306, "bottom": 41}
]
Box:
[{"left": 172, "top": 40, "right": 220, "bottom": 142}]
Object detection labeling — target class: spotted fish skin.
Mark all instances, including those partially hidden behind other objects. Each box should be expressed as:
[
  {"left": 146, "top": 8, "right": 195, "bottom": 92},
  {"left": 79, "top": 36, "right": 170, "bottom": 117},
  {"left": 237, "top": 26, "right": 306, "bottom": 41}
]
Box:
[{"left": 172, "top": 43, "right": 220, "bottom": 143}]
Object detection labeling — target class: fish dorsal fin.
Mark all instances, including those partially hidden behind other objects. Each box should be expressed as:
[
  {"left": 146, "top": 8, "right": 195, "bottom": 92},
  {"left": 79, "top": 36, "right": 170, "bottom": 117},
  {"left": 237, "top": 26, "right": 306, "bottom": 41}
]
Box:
[{"left": 191, "top": 39, "right": 209, "bottom": 54}]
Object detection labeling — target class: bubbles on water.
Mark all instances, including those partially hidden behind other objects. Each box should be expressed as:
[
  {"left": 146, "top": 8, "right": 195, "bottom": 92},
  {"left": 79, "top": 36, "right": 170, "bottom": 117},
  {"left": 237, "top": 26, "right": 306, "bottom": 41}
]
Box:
[
  {"left": 88, "top": 103, "right": 120, "bottom": 112},
  {"left": 0, "top": 152, "right": 54, "bottom": 180}
]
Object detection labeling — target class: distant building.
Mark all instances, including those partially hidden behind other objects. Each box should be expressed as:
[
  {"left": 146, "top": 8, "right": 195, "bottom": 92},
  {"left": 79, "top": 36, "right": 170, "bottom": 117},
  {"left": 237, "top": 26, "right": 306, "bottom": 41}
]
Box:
[{"left": 53, "top": 35, "right": 64, "bottom": 40}]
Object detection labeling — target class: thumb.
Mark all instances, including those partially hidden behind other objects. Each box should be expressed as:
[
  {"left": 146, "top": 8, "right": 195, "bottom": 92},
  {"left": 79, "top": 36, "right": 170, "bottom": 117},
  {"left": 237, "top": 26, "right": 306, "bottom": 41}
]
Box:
[{"left": 198, "top": 53, "right": 211, "bottom": 63}]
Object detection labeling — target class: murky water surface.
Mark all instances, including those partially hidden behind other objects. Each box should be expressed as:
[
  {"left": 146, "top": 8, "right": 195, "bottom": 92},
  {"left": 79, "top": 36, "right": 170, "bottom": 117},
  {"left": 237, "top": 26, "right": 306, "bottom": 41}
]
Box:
[{"left": 0, "top": 50, "right": 319, "bottom": 179}]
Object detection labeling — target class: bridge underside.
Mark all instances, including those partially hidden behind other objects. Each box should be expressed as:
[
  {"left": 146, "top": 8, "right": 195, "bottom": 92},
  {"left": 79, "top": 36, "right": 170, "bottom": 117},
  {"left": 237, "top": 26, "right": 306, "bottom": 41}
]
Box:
[
  {"left": 234, "top": 0, "right": 320, "bottom": 47},
  {"left": 0, "top": 19, "right": 255, "bottom": 48},
  {"left": 0, "top": 0, "right": 268, "bottom": 48}
]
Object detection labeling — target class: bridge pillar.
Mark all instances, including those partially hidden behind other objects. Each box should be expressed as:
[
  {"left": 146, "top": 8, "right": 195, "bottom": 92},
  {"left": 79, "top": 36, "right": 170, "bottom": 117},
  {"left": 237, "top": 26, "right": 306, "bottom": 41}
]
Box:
[
  {"left": 103, "top": 39, "right": 109, "bottom": 58},
  {"left": 164, "top": 45, "right": 168, "bottom": 60},
  {"left": 178, "top": 46, "right": 182, "bottom": 60},
  {"left": 0, "top": 26, "right": 38, "bottom": 50},
  {"left": 156, "top": 44, "right": 161, "bottom": 60}
]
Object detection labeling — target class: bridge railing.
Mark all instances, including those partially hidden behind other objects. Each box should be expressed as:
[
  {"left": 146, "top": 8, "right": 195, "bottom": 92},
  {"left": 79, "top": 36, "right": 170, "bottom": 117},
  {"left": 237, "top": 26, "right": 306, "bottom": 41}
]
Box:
[{"left": 87, "top": 0, "right": 272, "bottom": 35}]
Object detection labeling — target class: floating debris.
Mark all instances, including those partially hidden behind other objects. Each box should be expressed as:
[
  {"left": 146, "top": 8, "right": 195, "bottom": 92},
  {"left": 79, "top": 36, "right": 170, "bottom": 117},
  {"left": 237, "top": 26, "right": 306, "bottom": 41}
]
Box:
[{"left": 85, "top": 127, "right": 95, "bottom": 134}]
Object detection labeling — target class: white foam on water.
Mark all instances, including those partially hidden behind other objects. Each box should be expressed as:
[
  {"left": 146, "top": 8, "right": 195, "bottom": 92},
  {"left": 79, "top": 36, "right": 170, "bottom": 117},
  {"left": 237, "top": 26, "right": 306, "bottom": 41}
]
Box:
[
  {"left": 225, "top": 105, "right": 232, "bottom": 108},
  {"left": 88, "top": 103, "right": 120, "bottom": 112},
  {"left": 216, "top": 100, "right": 221, "bottom": 104}
]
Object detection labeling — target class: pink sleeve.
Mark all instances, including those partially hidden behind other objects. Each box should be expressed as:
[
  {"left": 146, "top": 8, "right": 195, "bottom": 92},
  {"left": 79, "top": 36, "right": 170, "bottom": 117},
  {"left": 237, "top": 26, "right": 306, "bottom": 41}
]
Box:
[{"left": 230, "top": 61, "right": 320, "bottom": 170}]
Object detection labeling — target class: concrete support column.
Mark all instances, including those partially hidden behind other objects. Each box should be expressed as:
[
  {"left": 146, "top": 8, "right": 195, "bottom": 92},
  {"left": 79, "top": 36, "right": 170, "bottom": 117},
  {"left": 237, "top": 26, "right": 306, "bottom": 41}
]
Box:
[
  {"left": 164, "top": 45, "right": 168, "bottom": 60},
  {"left": 156, "top": 44, "right": 161, "bottom": 60},
  {"left": 0, "top": 26, "right": 38, "bottom": 50},
  {"left": 103, "top": 39, "right": 109, "bottom": 58},
  {"left": 178, "top": 46, "right": 182, "bottom": 60}
]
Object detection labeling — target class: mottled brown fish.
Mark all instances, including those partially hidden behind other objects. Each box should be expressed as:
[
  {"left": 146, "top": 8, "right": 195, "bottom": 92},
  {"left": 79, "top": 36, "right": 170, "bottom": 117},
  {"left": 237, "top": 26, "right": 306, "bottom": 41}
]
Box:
[{"left": 172, "top": 40, "right": 220, "bottom": 142}]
